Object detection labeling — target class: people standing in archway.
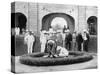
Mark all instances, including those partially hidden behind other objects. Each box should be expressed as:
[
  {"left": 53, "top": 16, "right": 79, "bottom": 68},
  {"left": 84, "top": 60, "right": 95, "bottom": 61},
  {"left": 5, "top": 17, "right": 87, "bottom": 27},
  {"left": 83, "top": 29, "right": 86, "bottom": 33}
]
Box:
[
  {"left": 65, "top": 29, "right": 72, "bottom": 51},
  {"left": 82, "top": 30, "right": 90, "bottom": 52},
  {"left": 76, "top": 32, "right": 83, "bottom": 51},
  {"left": 24, "top": 30, "right": 35, "bottom": 54}
]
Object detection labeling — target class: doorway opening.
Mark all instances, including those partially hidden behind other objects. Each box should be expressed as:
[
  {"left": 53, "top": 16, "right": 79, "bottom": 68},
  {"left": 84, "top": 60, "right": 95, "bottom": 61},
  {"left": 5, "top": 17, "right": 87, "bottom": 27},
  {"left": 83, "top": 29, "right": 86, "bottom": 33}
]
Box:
[
  {"left": 42, "top": 13, "right": 75, "bottom": 33},
  {"left": 87, "top": 16, "right": 97, "bottom": 35}
]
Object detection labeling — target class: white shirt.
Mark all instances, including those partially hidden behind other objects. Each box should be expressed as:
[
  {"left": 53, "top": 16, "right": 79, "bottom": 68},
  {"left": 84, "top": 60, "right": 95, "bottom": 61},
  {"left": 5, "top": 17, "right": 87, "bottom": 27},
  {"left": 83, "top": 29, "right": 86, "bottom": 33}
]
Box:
[
  {"left": 24, "top": 34, "right": 35, "bottom": 44},
  {"left": 40, "top": 32, "right": 47, "bottom": 43},
  {"left": 82, "top": 33, "right": 87, "bottom": 40}
]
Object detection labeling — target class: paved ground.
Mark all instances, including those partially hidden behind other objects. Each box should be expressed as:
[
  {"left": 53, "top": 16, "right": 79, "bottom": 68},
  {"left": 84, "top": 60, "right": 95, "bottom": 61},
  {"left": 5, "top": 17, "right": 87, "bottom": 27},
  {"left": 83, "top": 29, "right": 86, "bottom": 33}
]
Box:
[{"left": 11, "top": 53, "right": 97, "bottom": 73}]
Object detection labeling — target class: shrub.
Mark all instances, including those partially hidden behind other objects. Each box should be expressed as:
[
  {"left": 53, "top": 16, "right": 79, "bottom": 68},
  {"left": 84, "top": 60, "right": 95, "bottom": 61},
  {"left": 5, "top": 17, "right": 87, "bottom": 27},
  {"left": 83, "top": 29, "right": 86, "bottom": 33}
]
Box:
[{"left": 19, "top": 52, "right": 93, "bottom": 66}]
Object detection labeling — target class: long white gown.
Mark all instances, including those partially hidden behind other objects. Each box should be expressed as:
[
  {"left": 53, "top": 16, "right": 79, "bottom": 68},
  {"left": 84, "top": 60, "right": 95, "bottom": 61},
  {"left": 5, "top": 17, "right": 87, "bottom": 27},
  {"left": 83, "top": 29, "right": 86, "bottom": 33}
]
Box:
[
  {"left": 40, "top": 33, "right": 47, "bottom": 52},
  {"left": 24, "top": 34, "right": 35, "bottom": 54}
]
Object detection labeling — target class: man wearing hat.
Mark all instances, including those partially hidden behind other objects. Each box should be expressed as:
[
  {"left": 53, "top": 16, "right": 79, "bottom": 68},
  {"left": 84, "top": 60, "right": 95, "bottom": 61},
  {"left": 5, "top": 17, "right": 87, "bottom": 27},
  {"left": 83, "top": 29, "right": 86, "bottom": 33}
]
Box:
[{"left": 65, "top": 29, "right": 72, "bottom": 51}]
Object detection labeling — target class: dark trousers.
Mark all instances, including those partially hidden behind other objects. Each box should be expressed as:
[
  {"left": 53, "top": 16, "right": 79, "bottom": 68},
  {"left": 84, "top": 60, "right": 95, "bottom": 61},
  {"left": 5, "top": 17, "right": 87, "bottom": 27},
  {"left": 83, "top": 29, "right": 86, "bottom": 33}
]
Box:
[
  {"left": 65, "top": 42, "right": 71, "bottom": 50},
  {"left": 83, "top": 41, "right": 89, "bottom": 52},
  {"left": 47, "top": 43, "right": 56, "bottom": 57},
  {"left": 77, "top": 43, "right": 82, "bottom": 51}
]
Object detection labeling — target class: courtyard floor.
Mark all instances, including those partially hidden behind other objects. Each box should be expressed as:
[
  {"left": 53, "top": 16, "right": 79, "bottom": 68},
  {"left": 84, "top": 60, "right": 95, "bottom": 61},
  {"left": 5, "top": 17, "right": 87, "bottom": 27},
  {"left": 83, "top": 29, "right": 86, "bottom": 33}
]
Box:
[{"left": 11, "top": 53, "right": 97, "bottom": 73}]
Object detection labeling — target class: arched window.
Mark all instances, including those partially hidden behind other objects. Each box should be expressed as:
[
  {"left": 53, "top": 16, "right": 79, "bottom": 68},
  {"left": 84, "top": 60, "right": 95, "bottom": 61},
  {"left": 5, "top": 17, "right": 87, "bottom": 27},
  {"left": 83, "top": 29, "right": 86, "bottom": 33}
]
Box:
[
  {"left": 87, "top": 16, "right": 97, "bottom": 35},
  {"left": 11, "top": 12, "right": 27, "bottom": 35}
]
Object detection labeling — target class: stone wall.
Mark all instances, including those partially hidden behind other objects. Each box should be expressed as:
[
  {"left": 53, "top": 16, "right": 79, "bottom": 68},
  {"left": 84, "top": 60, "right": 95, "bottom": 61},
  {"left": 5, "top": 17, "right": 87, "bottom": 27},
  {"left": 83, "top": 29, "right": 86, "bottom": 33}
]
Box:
[{"left": 11, "top": 2, "right": 97, "bottom": 36}]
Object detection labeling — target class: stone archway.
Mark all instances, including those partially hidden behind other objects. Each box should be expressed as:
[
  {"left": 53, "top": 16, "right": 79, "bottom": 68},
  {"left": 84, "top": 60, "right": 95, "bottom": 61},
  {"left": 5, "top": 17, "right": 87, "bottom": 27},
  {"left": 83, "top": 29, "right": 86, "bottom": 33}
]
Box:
[
  {"left": 42, "top": 13, "right": 75, "bottom": 33},
  {"left": 87, "top": 16, "right": 97, "bottom": 35},
  {"left": 51, "top": 17, "right": 67, "bottom": 30},
  {"left": 11, "top": 12, "right": 27, "bottom": 33}
]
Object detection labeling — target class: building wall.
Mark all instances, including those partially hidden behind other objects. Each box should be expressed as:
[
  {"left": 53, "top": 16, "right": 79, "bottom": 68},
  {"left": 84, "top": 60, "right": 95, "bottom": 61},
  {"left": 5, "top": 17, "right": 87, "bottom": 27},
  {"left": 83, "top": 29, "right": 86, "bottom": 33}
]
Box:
[
  {"left": 28, "top": 3, "right": 38, "bottom": 35},
  {"left": 11, "top": 2, "right": 98, "bottom": 55},
  {"left": 38, "top": 3, "right": 78, "bottom": 35},
  {"left": 86, "top": 6, "right": 98, "bottom": 31},
  {"left": 12, "top": 2, "right": 97, "bottom": 36}
]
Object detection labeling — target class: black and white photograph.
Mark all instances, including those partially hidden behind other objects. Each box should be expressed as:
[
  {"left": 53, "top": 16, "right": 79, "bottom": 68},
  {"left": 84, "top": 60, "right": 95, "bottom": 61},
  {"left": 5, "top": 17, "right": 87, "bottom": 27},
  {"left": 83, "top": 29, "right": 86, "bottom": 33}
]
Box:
[{"left": 11, "top": 1, "right": 98, "bottom": 73}]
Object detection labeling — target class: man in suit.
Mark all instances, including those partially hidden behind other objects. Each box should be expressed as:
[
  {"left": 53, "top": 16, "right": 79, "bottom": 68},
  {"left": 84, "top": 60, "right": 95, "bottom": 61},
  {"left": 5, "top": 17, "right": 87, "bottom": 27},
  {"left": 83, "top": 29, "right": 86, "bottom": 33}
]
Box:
[
  {"left": 76, "top": 32, "right": 83, "bottom": 51},
  {"left": 65, "top": 29, "right": 72, "bottom": 51},
  {"left": 72, "top": 31, "right": 77, "bottom": 51},
  {"left": 82, "top": 30, "right": 90, "bottom": 52},
  {"left": 56, "top": 30, "right": 63, "bottom": 47}
]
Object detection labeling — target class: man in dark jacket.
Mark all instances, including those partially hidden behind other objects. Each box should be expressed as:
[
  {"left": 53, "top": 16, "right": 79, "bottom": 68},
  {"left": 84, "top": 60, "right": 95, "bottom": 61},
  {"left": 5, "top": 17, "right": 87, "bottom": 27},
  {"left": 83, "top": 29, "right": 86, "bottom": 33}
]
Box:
[
  {"left": 65, "top": 30, "right": 72, "bottom": 51},
  {"left": 76, "top": 32, "right": 83, "bottom": 51},
  {"left": 82, "top": 30, "right": 90, "bottom": 52}
]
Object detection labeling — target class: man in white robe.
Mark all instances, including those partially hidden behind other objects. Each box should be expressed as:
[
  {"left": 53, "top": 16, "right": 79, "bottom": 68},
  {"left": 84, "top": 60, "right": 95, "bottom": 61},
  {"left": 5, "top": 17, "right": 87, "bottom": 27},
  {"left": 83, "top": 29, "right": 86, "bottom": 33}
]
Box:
[
  {"left": 24, "top": 31, "right": 35, "bottom": 54},
  {"left": 40, "top": 30, "right": 47, "bottom": 52}
]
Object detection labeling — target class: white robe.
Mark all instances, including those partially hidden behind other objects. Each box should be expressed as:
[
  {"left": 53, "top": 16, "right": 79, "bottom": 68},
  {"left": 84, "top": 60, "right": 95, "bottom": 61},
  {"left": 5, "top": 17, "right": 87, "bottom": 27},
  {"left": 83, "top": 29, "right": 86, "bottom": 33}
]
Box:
[
  {"left": 24, "top": 34, "right": 35, "bottom": 54},
  {"left": 40, "top": 33, "right": 47, "bottom": 52},
  {"left": 57, "top": 46, "right": 69, "bottom": 56}
]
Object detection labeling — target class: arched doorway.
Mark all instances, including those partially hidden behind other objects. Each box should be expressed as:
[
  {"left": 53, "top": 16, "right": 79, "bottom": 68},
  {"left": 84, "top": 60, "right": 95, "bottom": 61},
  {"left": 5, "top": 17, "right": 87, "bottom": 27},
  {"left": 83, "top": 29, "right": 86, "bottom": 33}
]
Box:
[
  {"left": 11, "top": 12, "right": 27, "bottom": 56},
  {"left": 42, "top": 13, "right": 75, "bottom": 33},
  {"left": 11, "top": 12, "right": 27, "bottom": 34},
  {"left": 87, "top": 16, "right": 97, "bottom": 35},
  {"left": 51, "top": 17, "right": 67, "bottom": 30}
]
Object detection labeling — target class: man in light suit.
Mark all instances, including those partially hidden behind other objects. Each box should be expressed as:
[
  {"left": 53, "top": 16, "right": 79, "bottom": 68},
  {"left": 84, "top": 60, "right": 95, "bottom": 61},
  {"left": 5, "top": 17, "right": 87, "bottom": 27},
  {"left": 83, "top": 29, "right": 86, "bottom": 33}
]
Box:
[{"left": 40, "top": 30, "right": 47, "bottom": 52}]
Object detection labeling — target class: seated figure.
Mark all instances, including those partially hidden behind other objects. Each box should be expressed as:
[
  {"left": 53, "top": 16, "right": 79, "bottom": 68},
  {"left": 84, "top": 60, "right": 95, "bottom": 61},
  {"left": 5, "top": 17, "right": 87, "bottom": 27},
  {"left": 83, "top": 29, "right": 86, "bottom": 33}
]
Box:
[
  {"left": 56, "top": 46, "right": 69, "bottom": 57},
  {"left": 46, "top": 39, "right": 57, "bottom": 58}
]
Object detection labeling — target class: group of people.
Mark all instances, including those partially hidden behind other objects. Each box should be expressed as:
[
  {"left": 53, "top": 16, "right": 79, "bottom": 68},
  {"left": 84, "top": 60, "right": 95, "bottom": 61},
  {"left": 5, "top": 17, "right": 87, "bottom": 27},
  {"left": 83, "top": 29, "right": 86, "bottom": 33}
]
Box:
[
  {"left": 24, "top": 27, "right": 90, "bottom": 57},
  {"left": 40, "top": 28, "right": 69, "bottom": 57}
]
